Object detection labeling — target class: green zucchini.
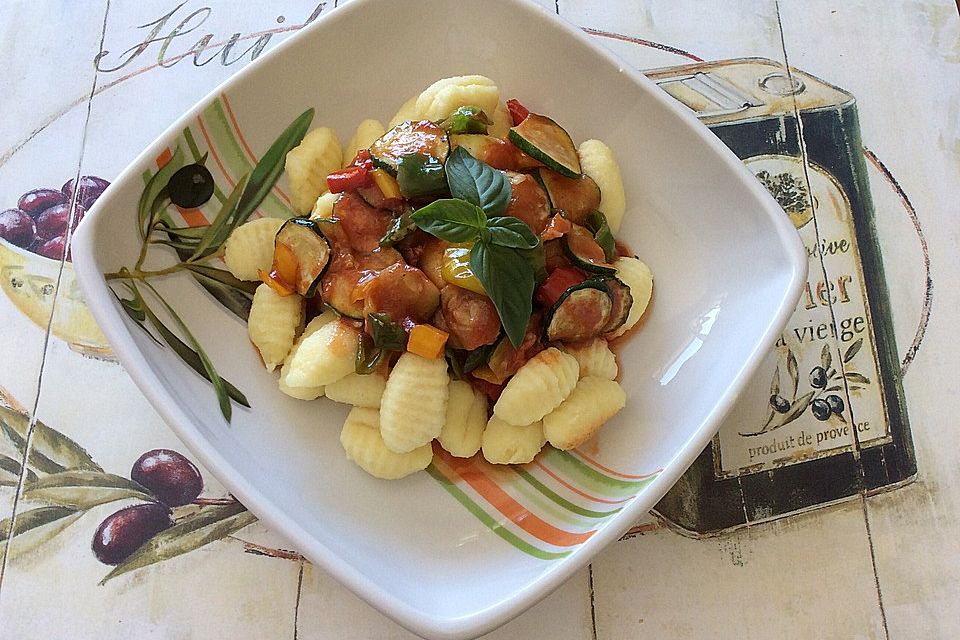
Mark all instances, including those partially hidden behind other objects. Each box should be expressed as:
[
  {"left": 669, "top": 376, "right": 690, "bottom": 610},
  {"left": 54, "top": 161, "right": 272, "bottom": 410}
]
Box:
[
  {"left": 321, "top": 269, "right": 365, "bottom": 319},
  {"left": 601, "top": 277, "right": 633, "bottom": 334},
  {"left": 544, "top": 279, "right": 613, "bottom": 342},
  {"left": 562, "top": 224, "right": 616, "bottom": 276},
  {"left": 508, "top": 114, "right": 581, "bottom": 178},
  {"left": 585, "top": 211, "right": 617, "bottom": 262},
  {"left": 369, "top": 120, "right": 449, "bottom": 176},
  {"left": 274, "top": 218, "right": 331, "bottom": 297},
  {"left": 532, "top": 168, "right": 600, "bottom": 223}
]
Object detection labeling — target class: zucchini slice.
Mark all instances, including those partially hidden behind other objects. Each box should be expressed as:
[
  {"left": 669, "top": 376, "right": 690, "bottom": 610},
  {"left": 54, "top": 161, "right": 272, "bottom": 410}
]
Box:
[
  {"left": 585, "top": 210, "right": 617, "bottom": 262},
  {"left": 544, "top": 279, "right": 613, "bottom": 342},
  {"left": 321, "top": 269, "right": 366, "bottom": 319},
  {"left": 562, "top": 224, "right": 617, "bottom": 276},
  {"left": 601, "top": 277, "right": 634, "bottom": 334},
  {"left": 274, "top": 218, "right": 331, "bottom": 297},
  {"left": 508, "top": 114, "right": 581, "bottom": 178},
  {"left": 450, "top": 134, "right": 542, "bottom": 171},
  {"left": 533, "top": 168, "right": 600, "bottom": 224},
  {"left": 369, "top": 120, "right": 449, "bottom": 176}
]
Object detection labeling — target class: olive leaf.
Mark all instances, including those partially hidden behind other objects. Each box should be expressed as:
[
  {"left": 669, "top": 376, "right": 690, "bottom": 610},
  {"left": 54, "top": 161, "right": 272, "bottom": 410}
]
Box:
[
  {"left": 821, "top": 344, "right": 832, "bottom": 370},
  {"left": 843, "top": 338, "right": 863, "bottom": 363},
  {"left": 770, "top": 366, "right": 781, "bottom": 397},
  {"left": 0, "top": 406, "right": 101, "bottom": 474},
  {"left": 138, "top": 147, "right": 185, "bottom": 239},
  {"left": 23, "top": 471, "right": 155, "bottom": 509},
  {"left": 845, "top": 372, "right": 871, "bottom": 384},
  {"left": 786, "top": 350, "right": 799, "bottom": 397},
  {"left": 824, "top": 385, "right": 843, "bottom": 392},
  {"left": 120, "top": 284, "right": 248, "bottom": 409},
  {"left": 182, "top": 264, "right": 259, "bottom": 295},
  {"left": 100, "top": 503, "right": 257, "bottom": 584},
  {"left": 0, "top": 453, "right": 36, "bottom": 487},
  {"left": 139, "top": 282, "right": 245, "bottom": 422},
  {"left": 0, "top": 506, "right": 84, "bottom": 560},
  {"left": 231, "top": 108, "right": 314, "bottom": 227},
  {"left": 779, "top": 391, "right": 815, "bottom": 428},
  {"left": 189, "top": 174, "right": 250, "bottom": 261}
]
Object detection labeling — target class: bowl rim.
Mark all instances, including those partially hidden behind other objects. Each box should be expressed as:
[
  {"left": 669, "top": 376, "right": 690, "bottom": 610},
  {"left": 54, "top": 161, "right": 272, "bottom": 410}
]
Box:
[{"left": 72, "top": 0, "right": 807, "bottom": 637}]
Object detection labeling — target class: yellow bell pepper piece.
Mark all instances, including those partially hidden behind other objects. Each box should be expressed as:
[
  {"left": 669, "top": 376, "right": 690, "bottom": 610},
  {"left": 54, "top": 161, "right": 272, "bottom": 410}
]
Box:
[
  {"left": 441, "top": 245, "right": 486, "bottom": 295},
  {"left": 370, "top": 168, "right": 401, "bottom": 199}
]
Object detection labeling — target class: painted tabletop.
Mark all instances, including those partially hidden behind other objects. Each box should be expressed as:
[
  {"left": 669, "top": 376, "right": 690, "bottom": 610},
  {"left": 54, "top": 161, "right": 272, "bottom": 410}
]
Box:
[{"left": 1, "top": 1, "right": 958, "bottom": 638}]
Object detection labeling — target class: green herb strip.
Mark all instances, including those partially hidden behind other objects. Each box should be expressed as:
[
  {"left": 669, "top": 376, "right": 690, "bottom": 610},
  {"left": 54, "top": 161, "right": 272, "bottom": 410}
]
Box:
[{"left": 470, "top": 241, "right": 534, "bottom": 348}]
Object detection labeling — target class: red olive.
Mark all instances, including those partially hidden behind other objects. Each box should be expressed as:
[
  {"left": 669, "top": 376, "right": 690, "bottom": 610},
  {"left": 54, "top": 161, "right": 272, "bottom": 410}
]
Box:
[
  {"left": 92, "top": 503, "right": 174, "bottom": 565},
  {"left": 18, "top": 189, "right": 68, "bottom": 217},
  {"left": 35, "top": 235, "right": 69, "bottom": 260},
  {"left": 0, "top": 209, "right": 37, "bottom": 248},
  {"left": 62, "top": 175, "right": 110, "bottom": 209},
  {"left": 131, "top": 449, "right": 203, "bottom": 507}
]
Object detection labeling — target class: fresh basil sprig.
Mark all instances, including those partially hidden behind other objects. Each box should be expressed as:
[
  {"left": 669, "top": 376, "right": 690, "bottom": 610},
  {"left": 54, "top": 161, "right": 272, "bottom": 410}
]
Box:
[{"left": 411, "top": 148, "right": 539, "bottom": 347}]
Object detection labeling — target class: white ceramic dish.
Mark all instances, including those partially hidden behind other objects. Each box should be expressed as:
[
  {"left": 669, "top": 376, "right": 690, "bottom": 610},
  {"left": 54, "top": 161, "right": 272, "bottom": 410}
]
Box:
[{"left": 72, "top": 0, "right": 806, "bottom": 637}]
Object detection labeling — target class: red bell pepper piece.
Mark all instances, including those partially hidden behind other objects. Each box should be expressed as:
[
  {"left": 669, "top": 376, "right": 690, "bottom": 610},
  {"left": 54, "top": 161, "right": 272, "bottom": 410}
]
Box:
[
  {"left": 326, "top": 164, "right": 373, "bottom": 193},
  {"left": 535, "top": 266, "right": 587, "bottom": 308},
  {"left": 506, "top": 99, "right": 530, "bottom": 126}
]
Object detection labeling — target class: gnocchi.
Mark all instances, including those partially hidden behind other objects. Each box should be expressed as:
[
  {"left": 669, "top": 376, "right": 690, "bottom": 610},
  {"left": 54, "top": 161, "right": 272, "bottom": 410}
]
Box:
[{"left": 224, "top": 75, "right": 655, "bottom": 480}]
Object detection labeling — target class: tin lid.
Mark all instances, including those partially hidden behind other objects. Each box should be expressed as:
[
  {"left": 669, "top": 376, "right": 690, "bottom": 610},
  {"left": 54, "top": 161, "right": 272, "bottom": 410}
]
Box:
[{"left": 647, "top": 57, "right": 853, "bottom": 124}]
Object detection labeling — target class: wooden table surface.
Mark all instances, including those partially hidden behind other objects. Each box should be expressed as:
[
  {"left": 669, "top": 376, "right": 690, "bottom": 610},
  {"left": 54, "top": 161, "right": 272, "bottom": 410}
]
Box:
[{"left": 1, "top": 1, "right": 957, "bottom": 638}]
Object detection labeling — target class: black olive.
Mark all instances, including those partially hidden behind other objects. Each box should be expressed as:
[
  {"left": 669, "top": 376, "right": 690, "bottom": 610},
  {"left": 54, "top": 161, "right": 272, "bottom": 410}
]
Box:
[
  {"left": 809, "top": 366, "right": 828, "bottom": 389},
  {"left": 167, "top": 163, "right": 215, "bottom": 208},
  {"left": 826, "top": 394, "right": 845, "bottom": 415},
  {"left": 769, "top": 394, "right": 791, "bottom": 413},
  {"left": 811, "top": 398, "right": 831, "bottom": 421}
]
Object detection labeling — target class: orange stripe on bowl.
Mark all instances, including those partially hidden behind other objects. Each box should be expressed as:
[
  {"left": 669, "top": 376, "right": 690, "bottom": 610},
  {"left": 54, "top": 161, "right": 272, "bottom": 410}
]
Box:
[
  {"left": 196, "top": 114, "right": 235, "bottom": 190},
  {"left": 220, "top": 93, "right": 293, "bottom": 206},
  {"left": 570, "top": 449, "right": 661, "bottom": 481},
  {"left": 440, "top": 450, "right": 594, "bottom": 548},
  {"left": 155, "top": 149, "right": 208, "bottom": 227}
]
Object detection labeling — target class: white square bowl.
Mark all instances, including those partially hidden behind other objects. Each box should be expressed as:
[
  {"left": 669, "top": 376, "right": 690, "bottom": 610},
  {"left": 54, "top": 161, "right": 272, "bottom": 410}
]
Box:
[{"left": 72, "top": 0, "right": 806, "bottom": 637}]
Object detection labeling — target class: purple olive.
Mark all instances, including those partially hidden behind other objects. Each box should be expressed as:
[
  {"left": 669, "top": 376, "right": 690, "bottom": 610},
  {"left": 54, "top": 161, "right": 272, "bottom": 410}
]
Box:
[
  {"left": 0, "top": 209, "right": 37, "bottom": 248},
  {"left": 35, "top": 235, "right": 69, "bottom": 261},
  {"left": 131, "top": 449, "right": 203, "bottom": 507},
  {"left": 18, "top": 188, "right": 68, "bottom": 217},
  {"left": 35, "top": 203, "right": 84, "bottom": 241},
  {"left": 92, "top": 503, "right": 174, "bottom": 565},
  {"left": 62, "top": 175, "right": 110, "bottom": 209}
]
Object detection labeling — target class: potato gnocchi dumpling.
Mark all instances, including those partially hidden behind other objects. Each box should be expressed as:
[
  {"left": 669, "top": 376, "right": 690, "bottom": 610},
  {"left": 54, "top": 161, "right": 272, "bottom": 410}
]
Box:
[
  {"left": 284, "top": 320, "right": 360, "bottom": 388},
  {"left": 248, "top": 284, "right": 303, "bottom": 371},
  {"left": 379, "top": 353, "right": 450, "bottom": 453},
  {"left": 493, "top": 348, "right": 579, "bottom": 426},
  {"left": 415, "top": 75, "right": 500, "bottom": 122},
  {"left": 277, "top": 311, "right": 337, "bottom": 400},
  {"left": 223, "top": 217, "right": 286, "bottom": 281},
  {"left": 343, "top": 119, "right": 385, "bottom": 167},
  {"left": 285, "top": 127, "right": 343, "bottom": 213},
  {"left": 487, "top": 102, "right": 513, "bottom": 139},
  {"left": 609, "top": 257, "right": 654, "bottom": 338},
  {"left": 578, "top": 139, "right": 626, "bottom": 233},
  {"left": 562, "top": 338, "right": 618, "bottom": 380},
  {"left": 387, "top": 94, "right": 419, "bottom": 129},
  {"left": 438, "top": 380, "right": 488, "bottom": 458},
  {"left": 543, "top": 377, "right": 626, "bottom": 450},
  {"left": 481, "top": 416, "right": 546, "bottom": 465},
  {"left": 340, "top": 408, "right": 433, "bottom": 479},
  {"left": 325, "top": 372, "right": 387, "bottom": 408}
]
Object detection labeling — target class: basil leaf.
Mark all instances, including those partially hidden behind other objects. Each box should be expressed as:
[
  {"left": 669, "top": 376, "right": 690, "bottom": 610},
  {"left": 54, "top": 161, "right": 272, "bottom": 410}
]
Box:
[
  {"left": 518, "top": 242, "right": 548, "bottom": 283},
  {"left": 355, "top": 333, "right": 386, "bottom": 375},
  {"left": 445, "top": 146, "right": 512, "bottom": 216},
  {"left": 586, "top": 211, "right": 617, "bottom": 262},
  {"left": 469, "top": 240, "right": 534, "bottom": 348},
  {"left": 440, "top": 106, "right": 492, "bottom": 135},
  {"left": 368, "top": 313, "right": 407, "bottom": 350},
  {"left": 486, "top": 216, "right": 540, "bottom": 249},
  {"left": 412, "top": 199, "right": 486, "bottom": 242},
  {"left": 464, "top": 340, "right": 498, "bottom": 373},
  {"left": 396, "top": 154, "right": 447, "bottom": 198}
]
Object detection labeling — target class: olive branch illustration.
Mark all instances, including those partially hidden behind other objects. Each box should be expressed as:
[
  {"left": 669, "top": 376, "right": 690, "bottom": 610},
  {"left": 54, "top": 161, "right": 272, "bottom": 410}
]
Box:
[{"left": 739, "top": 338, "right": 870, "bottom": 437}]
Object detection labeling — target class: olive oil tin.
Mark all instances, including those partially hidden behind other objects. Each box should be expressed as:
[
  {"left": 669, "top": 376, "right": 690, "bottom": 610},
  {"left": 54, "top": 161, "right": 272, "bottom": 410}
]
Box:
[{"left": 647, "top": 58, "right": 915, "bottom": 535}]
